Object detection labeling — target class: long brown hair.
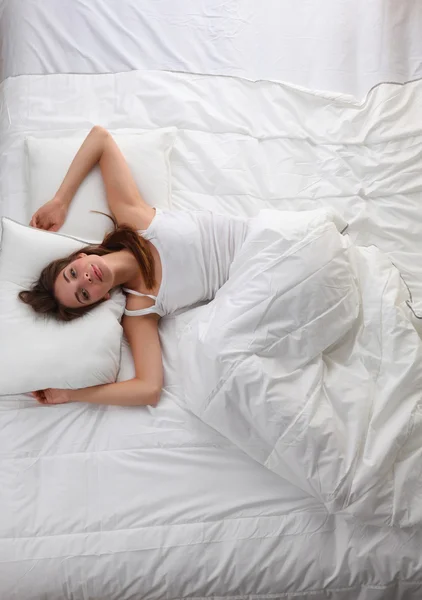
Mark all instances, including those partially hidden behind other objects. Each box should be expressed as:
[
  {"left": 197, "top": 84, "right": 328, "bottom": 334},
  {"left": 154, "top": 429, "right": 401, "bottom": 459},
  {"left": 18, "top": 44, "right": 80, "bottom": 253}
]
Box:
[{"left": 19, "top": 218, "right": 155, "bottom": 321}]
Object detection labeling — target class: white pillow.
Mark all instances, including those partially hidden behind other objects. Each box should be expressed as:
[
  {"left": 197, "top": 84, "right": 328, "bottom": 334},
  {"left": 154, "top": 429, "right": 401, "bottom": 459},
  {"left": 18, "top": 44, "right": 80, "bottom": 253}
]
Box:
[
  {"left": 0, "top": 218, "right": 125, "bottom": 396},
  {"left": 26, "top": 127, "right": 177, "bottom": 242}
]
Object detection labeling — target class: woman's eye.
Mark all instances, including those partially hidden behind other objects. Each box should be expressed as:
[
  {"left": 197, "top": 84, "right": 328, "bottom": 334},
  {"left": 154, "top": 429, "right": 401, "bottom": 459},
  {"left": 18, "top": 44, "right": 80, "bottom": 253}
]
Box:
[
  {"left": 70, "top": 268, "right": 76, "bottom": 278},
  {"left": 81, "top": 289, "right": 89, "bottom": 301}
]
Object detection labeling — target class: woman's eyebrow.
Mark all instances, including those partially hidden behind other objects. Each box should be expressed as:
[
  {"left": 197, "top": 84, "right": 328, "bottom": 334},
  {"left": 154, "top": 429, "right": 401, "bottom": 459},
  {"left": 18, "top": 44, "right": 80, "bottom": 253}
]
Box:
[{"left": 63, "top": 271, "right": 70, "bottom": 283}]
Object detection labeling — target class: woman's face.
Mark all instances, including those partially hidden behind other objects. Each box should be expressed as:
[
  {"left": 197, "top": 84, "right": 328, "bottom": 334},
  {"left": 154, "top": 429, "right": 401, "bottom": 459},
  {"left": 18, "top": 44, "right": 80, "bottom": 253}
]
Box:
[{"left": 54, "top": 253, "right": 112, "bottom": 308}]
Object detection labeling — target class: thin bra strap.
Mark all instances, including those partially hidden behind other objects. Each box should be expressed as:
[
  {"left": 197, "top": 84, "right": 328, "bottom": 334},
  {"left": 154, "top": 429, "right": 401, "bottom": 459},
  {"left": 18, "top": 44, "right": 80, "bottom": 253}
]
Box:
[
  {"left": 124, "top": 306, "right": 160, "bottom": 317},
  {"left": 122, "top": 288, "right": 157, "bottom": 301}
]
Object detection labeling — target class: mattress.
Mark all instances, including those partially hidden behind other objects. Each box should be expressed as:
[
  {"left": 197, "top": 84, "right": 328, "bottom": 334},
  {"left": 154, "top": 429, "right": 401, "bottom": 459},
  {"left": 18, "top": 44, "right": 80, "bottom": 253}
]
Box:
[
  {"left": 1, "top": 69, "right": 422, "bottom": 598},
  {"left": 1, "top": 0, "right": 422, "bottom": 97}
]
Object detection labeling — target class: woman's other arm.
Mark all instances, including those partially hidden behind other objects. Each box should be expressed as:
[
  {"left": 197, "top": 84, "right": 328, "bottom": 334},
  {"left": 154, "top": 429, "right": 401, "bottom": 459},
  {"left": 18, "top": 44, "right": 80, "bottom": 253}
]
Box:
[{"left": 32, "top": 312, "right": 164, "bottom": 407}]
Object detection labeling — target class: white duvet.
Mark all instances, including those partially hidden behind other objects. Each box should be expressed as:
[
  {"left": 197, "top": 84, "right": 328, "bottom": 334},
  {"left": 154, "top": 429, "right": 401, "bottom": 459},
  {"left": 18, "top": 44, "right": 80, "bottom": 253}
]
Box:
[{"left": 180, "top": 208, "right": 422, "bottom": 528}]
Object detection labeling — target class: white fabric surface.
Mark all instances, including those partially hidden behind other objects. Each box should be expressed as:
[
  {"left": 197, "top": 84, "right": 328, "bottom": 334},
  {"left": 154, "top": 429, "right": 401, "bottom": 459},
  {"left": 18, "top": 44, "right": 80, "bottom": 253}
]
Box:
[
  {"left": 180, "top": 208, "right": 422, "bottom": 528},
  {"left": 2, "top": 70, "right": 422, "bottom": 597},
  {"left": 1, "top": 0, "right": 422, "bottom": 97}
]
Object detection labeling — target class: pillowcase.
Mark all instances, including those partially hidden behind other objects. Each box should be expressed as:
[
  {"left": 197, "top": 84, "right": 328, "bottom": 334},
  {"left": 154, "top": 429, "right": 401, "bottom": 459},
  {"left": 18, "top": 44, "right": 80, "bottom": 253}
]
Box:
[
  {"left": 26, "top": 127, "right": 177, "bottom": 242},
  {"left": 0, "top": 218, "right": 125, "bottom": 396}
]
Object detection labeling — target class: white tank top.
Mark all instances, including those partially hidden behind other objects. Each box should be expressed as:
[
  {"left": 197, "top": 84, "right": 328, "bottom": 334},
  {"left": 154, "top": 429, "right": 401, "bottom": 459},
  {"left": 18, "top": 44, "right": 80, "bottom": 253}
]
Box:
[{"left": 123, "top": 209, "right": 248, "bottom": 318}]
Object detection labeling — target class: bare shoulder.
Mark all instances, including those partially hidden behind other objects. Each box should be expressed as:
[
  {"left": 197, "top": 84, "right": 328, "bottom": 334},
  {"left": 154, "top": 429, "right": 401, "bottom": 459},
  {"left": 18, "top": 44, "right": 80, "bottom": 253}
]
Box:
[
  {"left": 122, "top": 304, "right": 163, "bottom": 386},
  {"left": 122, "top": 301, "right": 160, "bottom": 353},
  {"left": 120, "top": 205, "right": 157, "bottom": 232}
]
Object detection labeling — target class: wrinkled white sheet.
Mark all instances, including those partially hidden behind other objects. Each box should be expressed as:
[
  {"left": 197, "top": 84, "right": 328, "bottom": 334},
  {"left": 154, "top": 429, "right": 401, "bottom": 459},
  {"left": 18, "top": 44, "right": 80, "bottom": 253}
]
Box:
[
  {"left": 2, "top": 70, "right": 422, "bottom": 598},
  {"left": 1, "top": 0, "right": 422, "bottom": 97},
  {"left": 180, "top": 208, "right": 422, "bottom": 528}
]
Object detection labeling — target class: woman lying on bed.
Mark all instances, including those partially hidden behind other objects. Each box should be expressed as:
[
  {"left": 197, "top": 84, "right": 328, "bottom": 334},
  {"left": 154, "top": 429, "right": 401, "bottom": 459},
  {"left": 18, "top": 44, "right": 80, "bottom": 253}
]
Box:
[{"left": 22, "top": 126, "right": 247, "bottom": 407}]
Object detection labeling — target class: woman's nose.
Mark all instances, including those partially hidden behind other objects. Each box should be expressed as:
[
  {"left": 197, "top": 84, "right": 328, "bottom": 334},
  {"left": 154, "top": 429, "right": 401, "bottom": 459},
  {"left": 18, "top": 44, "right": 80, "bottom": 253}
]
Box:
[{"left": 84, "top": 271, "right": 92, "bottom": 283}]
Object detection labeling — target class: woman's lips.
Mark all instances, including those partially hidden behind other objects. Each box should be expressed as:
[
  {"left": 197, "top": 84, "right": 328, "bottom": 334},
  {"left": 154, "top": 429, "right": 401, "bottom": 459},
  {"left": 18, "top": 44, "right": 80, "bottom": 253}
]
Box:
[{"left": 92, "top": 264, "right": 103, "bottom": 282}]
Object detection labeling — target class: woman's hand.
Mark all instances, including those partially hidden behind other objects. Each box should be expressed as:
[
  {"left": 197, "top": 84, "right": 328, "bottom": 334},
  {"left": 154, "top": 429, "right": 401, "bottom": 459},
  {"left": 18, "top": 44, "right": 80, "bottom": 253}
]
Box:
[
  {"left": 31, "top": 388, "right": 74, "bottom": 405},
  {"left": 30, "top": 196, "right": 68, "bottom": 232}
]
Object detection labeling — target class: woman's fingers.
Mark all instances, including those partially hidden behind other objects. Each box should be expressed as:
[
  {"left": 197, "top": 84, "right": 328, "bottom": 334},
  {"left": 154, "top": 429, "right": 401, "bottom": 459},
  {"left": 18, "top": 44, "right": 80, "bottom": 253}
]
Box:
[
  {"left": 29, "top": 199, "right": 67, "bottom": 231},
  {"left": 30, "top": 213, "right": 59, "bottom": 232},
  {"left": 30, "top": 215, "right": 48, "bottom": 231},
  {"left": 31, "top": 389, "right": 71, "bottom": 406},
  {"left": 31, "top": 390, "right": 47, "bottom": 404},
  {"left": 30, "top": 214, "right": 43, "bottom": 228}
]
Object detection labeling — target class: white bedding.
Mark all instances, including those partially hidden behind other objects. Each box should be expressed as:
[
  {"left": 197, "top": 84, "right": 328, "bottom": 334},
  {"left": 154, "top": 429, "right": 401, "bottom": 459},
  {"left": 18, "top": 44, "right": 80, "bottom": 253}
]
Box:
[
  {"left": 2, "top": 70, "right": 422, "bottom": 597},
  {"left": 1, "top": 0, "right": 422, "bottom": 97},
  {"left": 180, "top": 209, "right": 422, "bottom": 528}
]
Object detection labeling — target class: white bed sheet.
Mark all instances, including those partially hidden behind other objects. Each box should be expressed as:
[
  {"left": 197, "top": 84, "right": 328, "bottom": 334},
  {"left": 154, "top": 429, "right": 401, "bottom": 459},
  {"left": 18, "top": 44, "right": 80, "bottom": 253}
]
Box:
[
  {"left": 1, "top": 69, "right": 422, "bottom": 598},
  {"left": 1, "top": 0, "right": 422, "bottom": 98}
]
